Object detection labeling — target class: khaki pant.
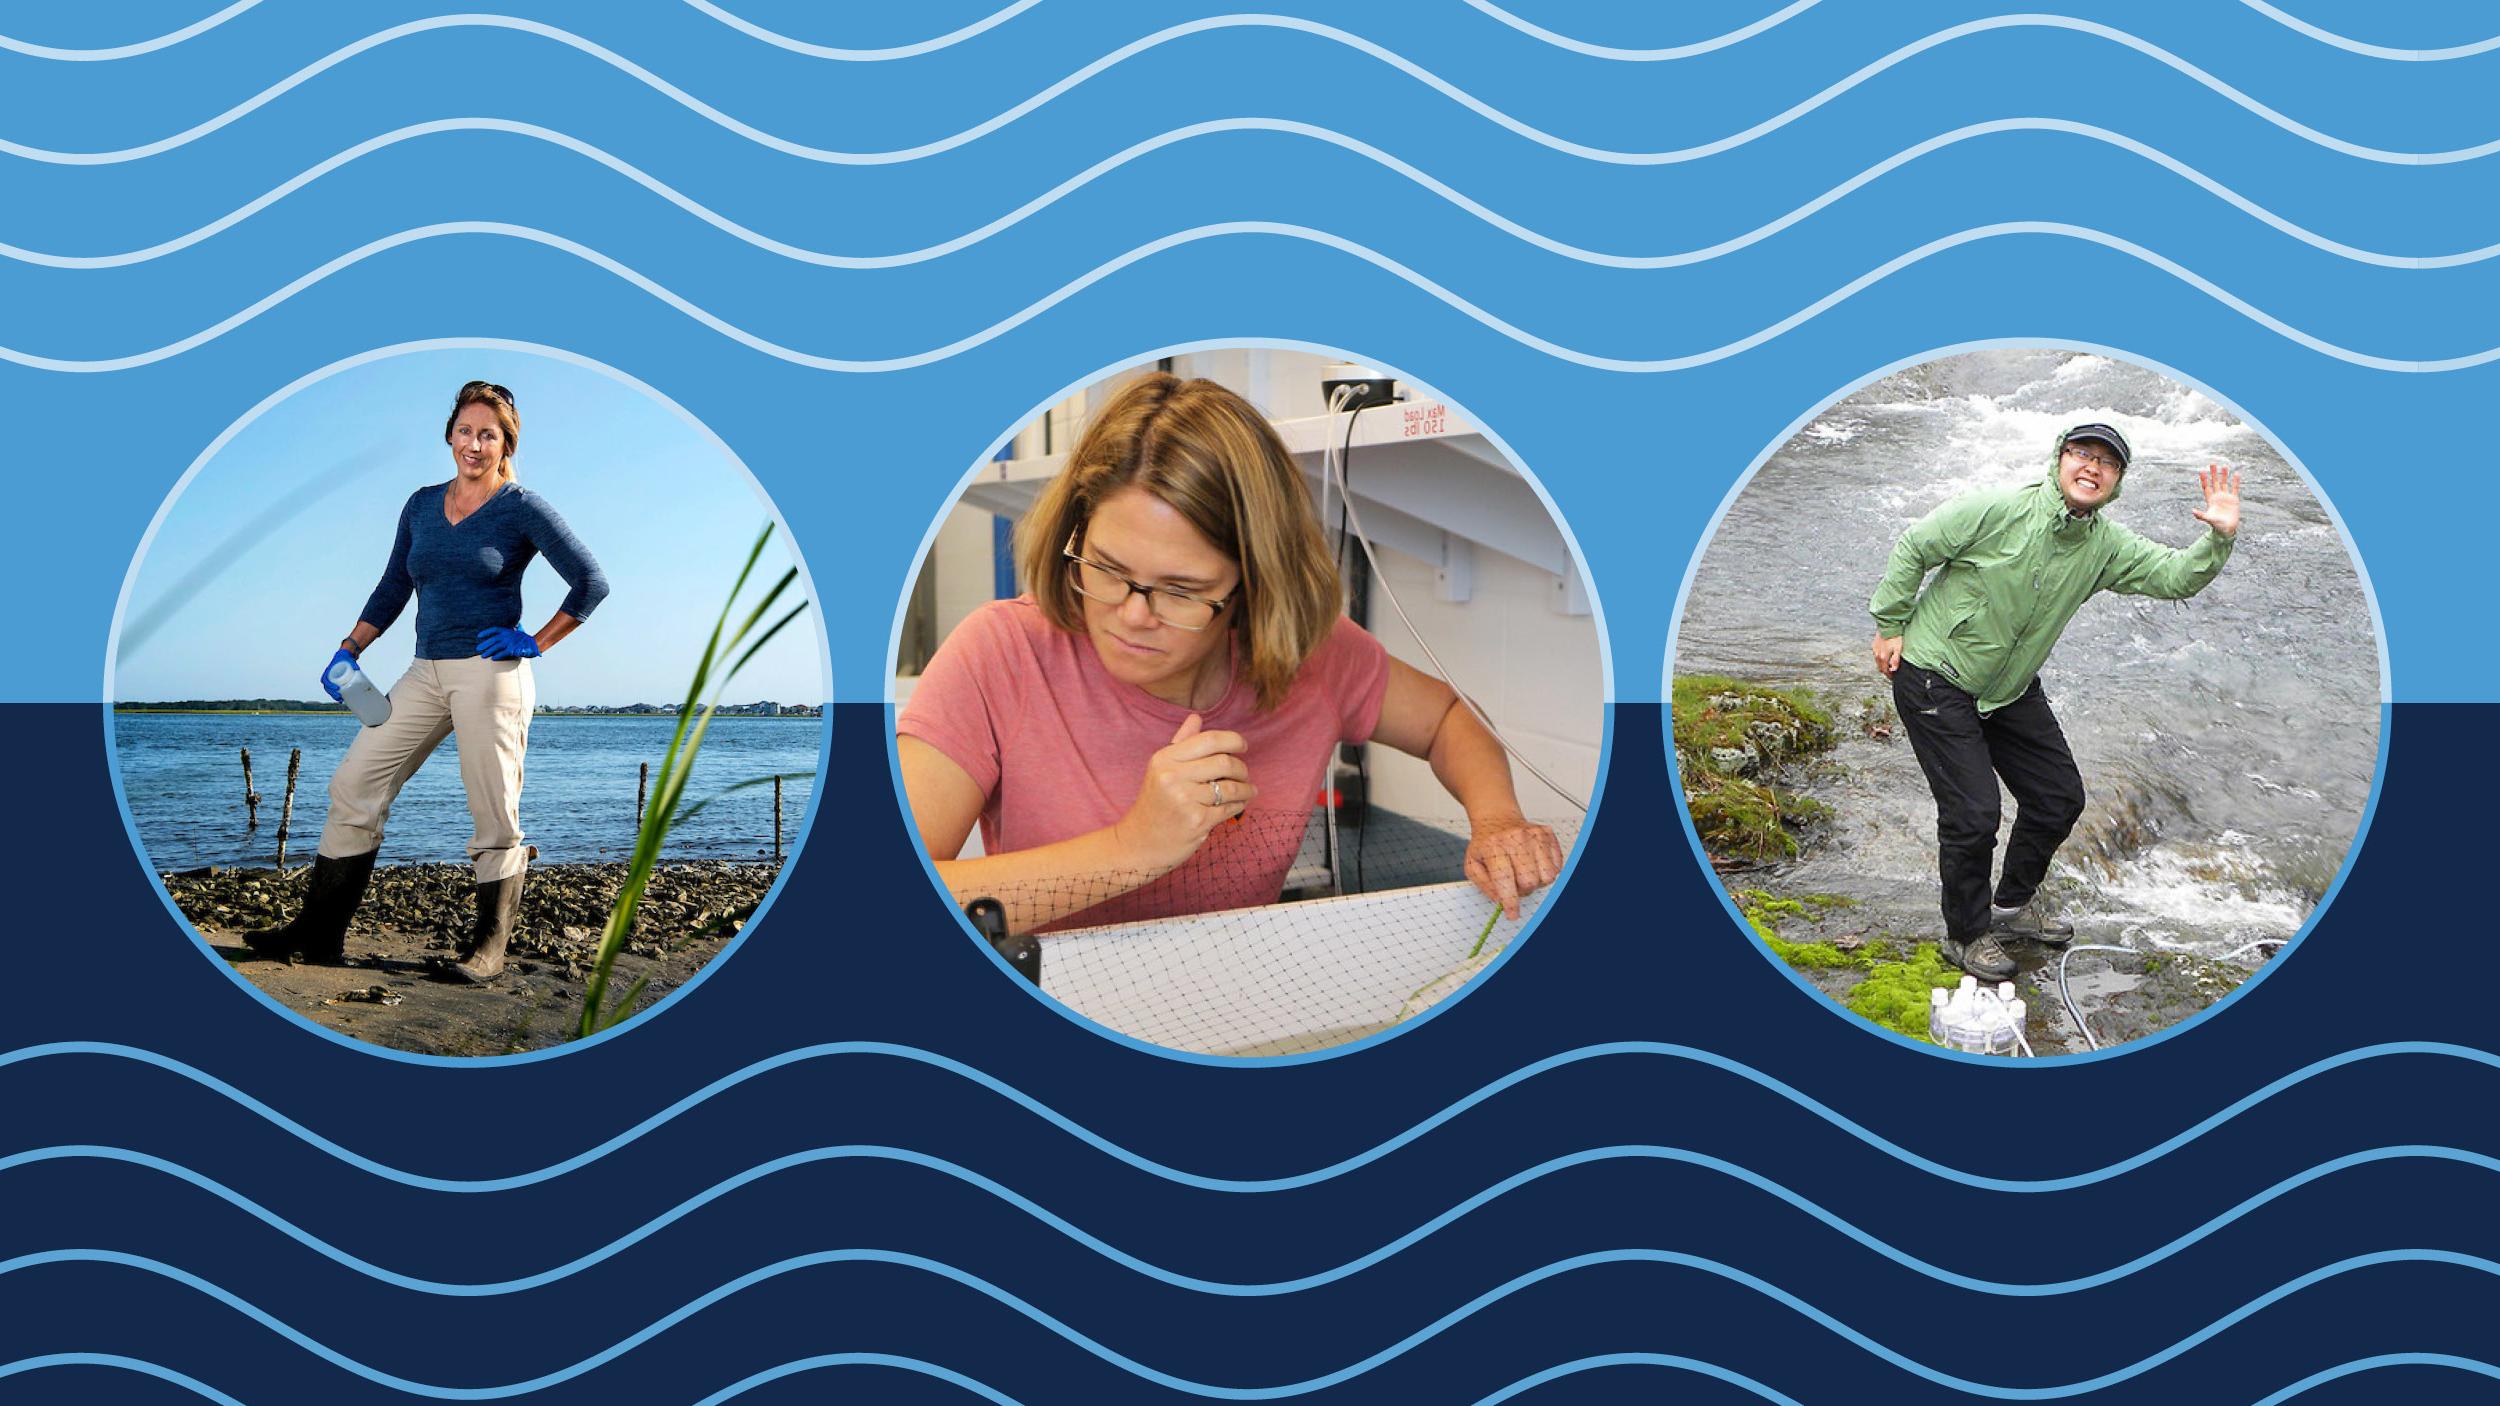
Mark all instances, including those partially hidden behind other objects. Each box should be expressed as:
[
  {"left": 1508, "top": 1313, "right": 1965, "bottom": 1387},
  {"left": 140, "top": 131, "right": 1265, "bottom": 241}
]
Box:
[{"left": 318, "top": 657, "right": 535, "bottom": 882}]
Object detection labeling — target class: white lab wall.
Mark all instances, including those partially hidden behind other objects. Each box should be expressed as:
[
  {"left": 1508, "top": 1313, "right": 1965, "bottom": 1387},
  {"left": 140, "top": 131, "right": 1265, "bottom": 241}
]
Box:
[
  {"left": 1359, "top": 542, "right": 1602, "bottom": 825},
  {"left": 929, "top": 504, "right": 999, "bottom": 646},
  {"left": 908, "top": 352, "right": 1349, "bottom": 665},
  {"left": 901, "top": 350, "right": 1604, "bottom": 830},
  {"left": 1166, "top": 349, "right": 1346, "bottom": 420}
]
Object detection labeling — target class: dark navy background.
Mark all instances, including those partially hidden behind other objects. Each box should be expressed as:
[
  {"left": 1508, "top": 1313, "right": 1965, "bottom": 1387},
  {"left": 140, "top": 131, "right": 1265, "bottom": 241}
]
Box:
[
  {"left": 3, "top": 702, "right": 2493, "bottom": 1402},
  {"left": 8, "top": 1, "right": 2500, "bottom": 1399}
]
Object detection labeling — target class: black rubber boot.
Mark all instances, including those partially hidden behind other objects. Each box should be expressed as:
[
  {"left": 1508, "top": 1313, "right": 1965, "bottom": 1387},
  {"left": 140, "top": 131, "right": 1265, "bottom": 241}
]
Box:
[
  {"left": 1938, "top": 931, "right": 2018, "bottom": 981},
  {"left": 446, "top": 872, "right": 524, "bottom": 983},
  {"left": 242, "top": 850, "right": 378, "bottom": 965}
]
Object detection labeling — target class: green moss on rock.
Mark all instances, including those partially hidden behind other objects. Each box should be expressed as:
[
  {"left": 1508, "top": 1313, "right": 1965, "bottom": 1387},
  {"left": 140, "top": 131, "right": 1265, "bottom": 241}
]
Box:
[
  {"left": 1736, "top": 883, "right": 1946, "bottom": 1044},
  {"left": 1734, "top": 888, "right": 1885, "bottom": 969},
  {"left": 1844, "top": 944, "right": 1958, "bottom": 1041},
  {"left": 1673, "top": 676, "right": 1840, "bottom": 863}
]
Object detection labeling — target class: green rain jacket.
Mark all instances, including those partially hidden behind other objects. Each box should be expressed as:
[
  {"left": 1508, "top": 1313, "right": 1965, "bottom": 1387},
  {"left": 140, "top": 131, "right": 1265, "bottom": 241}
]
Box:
[{"left": 1869, "top": 465, "right": 2234, "bottom": 713}]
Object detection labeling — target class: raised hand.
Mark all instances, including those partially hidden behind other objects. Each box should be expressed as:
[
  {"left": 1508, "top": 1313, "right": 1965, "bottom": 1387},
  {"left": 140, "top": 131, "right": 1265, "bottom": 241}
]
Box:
[{"left": 2190, "top": 462, "right": 2242, "bottom": 538}]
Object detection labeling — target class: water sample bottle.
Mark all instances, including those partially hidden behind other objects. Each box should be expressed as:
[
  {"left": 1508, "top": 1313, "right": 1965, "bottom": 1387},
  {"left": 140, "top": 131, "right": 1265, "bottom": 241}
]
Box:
[
  {"left": 1929, "top": 978, "right": 2024, "bottom": 1056},
  {"left": 327, "top": 658, "right": 392, "bottom": 727}
]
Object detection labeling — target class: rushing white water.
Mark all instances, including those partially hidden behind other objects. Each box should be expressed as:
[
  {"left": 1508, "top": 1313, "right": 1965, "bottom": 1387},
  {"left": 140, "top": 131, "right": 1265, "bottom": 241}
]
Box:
[{"left": 1677, "top": 349, "right": 2377, "bottom": 957}]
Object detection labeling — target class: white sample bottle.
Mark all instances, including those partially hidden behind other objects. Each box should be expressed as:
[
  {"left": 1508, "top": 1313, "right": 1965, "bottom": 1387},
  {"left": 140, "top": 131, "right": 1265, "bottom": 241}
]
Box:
[{"left": 327, "top": 658, "right": 392, "bottom": 727}]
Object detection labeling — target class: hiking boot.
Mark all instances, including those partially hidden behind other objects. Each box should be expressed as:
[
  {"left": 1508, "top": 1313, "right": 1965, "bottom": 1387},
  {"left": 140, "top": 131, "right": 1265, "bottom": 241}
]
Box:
[
  {"left": 1991, "top": 901, "right": 2075, "bottom": 947},
  {"left": 242, "top": 850, "right": 378, "bottom": 965},
  {"left": 1939, "top": 931, "right": 2018, "bottom": 981},
  {"left": 445, "top": 872, "right": 524, "bottom": 983}
]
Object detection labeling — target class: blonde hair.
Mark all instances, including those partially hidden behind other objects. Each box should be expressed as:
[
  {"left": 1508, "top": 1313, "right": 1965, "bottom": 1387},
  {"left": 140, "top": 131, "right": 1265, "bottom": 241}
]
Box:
[
  {"left": 1017, "top": 373, "right": 1341, "bottom": 711},
  {"left": 444, "top": 380, "right": 520, "bottom": 481}
]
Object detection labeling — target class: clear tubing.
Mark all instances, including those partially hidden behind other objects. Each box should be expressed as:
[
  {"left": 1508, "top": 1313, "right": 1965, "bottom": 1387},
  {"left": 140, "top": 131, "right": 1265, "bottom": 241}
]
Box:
[
  {"left": 2053, "top": 943, "right": 2146, "bottom": 1053},
  {"left": 1322, "top": 395, "right": 1591, "bottom": 815}
]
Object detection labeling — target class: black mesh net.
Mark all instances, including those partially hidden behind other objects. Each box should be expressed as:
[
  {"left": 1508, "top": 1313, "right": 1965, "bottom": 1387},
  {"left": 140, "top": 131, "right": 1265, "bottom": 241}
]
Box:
[{"left": 952, "top": 807, "right": 1582, "bottom": 1057}]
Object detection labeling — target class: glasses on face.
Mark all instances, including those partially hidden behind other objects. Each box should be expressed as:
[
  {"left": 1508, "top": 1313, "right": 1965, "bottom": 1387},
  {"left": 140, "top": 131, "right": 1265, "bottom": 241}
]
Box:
[
  {"left": 2062, "top": 442, "right": 2120, "bottom": 473},
  {"left": 462, "top": 380, "right": 517, "bottom": 407},
  {"left": 1062, "top": 532, "right": 1233, "bottom": 631}
]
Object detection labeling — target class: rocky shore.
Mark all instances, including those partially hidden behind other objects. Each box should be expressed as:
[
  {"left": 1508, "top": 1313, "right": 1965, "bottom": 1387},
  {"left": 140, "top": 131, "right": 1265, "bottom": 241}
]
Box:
[
  {"left": 1676, "top": 675, "right": 2256, "bottom": 1055},
  {"left": 169, "top": 860, "right": 780, "bottom": 1057}
]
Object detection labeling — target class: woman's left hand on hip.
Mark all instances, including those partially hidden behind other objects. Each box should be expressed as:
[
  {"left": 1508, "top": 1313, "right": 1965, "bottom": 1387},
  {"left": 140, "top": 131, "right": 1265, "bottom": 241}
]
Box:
[{"left": 475, "top": 626, "right": 541, "bottom": 660}]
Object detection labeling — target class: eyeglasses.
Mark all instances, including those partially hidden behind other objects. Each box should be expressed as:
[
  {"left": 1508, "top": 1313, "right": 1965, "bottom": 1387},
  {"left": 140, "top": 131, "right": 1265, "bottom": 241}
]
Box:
[
  {"left": 462, "top": 380, "right": 517, "bottom": 407},
  {"left": 1062, "top": 532, "right": 1233, "bottom": 631},
  {"left": 2062, "top": 442, "right": 2120, "bottom": 473}
]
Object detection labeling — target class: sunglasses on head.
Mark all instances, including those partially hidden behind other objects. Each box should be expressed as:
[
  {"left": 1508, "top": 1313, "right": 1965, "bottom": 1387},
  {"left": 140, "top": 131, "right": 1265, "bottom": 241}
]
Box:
[{"left": 462, "top": 380, "right": 517, "bottom": 407}]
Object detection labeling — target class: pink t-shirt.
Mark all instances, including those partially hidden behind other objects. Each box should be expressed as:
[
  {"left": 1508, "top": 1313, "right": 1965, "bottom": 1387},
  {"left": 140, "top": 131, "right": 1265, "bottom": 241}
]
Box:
[{"left": 898, "top": 597, "right": 1391, "bottom": 928}]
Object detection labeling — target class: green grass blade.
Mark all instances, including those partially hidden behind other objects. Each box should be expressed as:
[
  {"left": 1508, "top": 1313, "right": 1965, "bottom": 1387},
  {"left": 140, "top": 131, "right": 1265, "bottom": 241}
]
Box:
[
  {"left": 728, "top": 600, "right": 808, "bottom": 680},
  {"left": 577, "top": 523, "right": 804, "bottom": 1040},
  {"left": 1468, "top": 903, "right": 1502, "bottom": 960},
  {"left": 601, "top": 971, "right": 655, "bottom": 1031}
]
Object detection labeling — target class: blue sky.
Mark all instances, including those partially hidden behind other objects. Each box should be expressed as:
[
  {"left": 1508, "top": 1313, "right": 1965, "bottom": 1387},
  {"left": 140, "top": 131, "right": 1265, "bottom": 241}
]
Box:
[{"left": 114, "top": 350, "right": 826, "bottom": 707}]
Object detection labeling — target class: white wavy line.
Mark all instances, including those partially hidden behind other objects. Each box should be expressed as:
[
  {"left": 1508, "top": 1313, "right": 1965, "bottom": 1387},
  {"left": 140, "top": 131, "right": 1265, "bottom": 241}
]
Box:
[
  {"left": 1470, "top": 0, "right": 2500, "bottom": 64},
  {"left": 10, "top": 0, "right": 2486, "bottom": 68},
  {"left": 0, "top": 0, "right": 262, "bottom": 60},
  {"left": 2, "top": 14, "right": 2494, "bottom": 167},
  {"left": 682, "top": 0, "right": 1043, "bottom": 59},
  {"left": 10, "top": 115, "right": 2493, "bottom": 274},
  {"left": 2, "top": 219, "right": 2492, "bottom": 377},
  {"left": 1456, "top": 0, "right": 1823, "bottom": 60},
  {"left": 0, "top": 0, "right": 1040, "bottom": 63},
  {"left": 2234, "top": 0, "right": 2500, "bottom": 60}
]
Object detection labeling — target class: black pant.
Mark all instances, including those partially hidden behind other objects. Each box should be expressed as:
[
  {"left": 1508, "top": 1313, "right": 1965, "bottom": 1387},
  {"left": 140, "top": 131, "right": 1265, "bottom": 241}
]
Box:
[{"left": 1891, "top": 660, "right": 2087, "bottom": 942}]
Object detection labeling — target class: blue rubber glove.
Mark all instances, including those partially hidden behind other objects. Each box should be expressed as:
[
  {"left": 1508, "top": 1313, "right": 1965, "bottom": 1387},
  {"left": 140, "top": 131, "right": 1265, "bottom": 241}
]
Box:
[
  {"left": 475, "top": 627, "right": 541, "bottom": 661},
  {"left": 322, "top": 647, "right": 357, "bottom": 701}
]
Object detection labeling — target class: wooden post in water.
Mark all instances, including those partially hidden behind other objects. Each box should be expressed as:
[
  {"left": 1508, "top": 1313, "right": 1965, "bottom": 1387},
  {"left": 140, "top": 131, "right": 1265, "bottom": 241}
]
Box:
[
  {"left": 241, "top": 748, "right": 261, "bottom": 829},
  {"left": 274, "top": 747, "right": 301, "bottom": 868},
  {"left": 637, "top": 761, "right": 650, "bottom": 826},
  {"left": 773, "top": 775, "right": 783, "bottom": 861}
]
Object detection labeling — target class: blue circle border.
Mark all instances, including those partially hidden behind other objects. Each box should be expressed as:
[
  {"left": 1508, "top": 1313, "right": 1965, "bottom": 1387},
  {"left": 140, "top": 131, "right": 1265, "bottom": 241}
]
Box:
[
  {"left": 101, "top": 337, "right": 838, "bottom": 1068},
  {"left": 1661, "top": 335, "right": 2394, "bottom": 1068},
  {"left": 880, "top": 334, "right": 1618, "bottom": 1066}
]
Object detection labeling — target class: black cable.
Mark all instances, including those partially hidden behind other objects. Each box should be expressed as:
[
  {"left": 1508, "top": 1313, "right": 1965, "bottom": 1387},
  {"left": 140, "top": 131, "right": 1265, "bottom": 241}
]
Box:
[{"left": 1334, "top": 399, "right": 1371, "bottom": 894}]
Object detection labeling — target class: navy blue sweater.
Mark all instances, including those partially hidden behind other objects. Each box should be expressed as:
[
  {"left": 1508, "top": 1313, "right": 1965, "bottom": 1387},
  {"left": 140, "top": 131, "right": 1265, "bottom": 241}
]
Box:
[{"left": 358, "top": 482, "right": 610, "bottom": 659}]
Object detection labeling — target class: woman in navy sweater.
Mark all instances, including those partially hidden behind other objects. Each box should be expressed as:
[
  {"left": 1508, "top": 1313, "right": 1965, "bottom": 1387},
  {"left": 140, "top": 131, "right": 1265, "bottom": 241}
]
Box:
[{"left": 247, "top": 381, "right": 610, "bottom": 982}]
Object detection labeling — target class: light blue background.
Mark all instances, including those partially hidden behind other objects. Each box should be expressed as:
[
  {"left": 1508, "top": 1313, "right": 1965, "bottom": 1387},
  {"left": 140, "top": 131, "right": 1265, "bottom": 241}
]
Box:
[{"left": 6, "top": 1, "right": 2491, "bottom": 704}]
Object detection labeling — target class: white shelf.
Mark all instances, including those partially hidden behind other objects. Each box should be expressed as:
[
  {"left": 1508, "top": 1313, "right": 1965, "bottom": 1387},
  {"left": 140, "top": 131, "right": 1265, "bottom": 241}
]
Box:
[{"left": 955, "top": 398, "right": 1578, "bottom": 591}]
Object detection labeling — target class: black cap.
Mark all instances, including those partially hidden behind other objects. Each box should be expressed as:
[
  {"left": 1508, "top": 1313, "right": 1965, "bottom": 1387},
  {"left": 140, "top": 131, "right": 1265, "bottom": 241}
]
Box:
[{"left": 2061, "top": 423, "right": 2132, "bottom": 470}]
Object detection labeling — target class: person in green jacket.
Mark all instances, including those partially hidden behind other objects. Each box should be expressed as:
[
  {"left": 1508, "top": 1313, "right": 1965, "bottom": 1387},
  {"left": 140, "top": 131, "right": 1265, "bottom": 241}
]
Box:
[{"left": 1868, "top": 423, "right": 2242, "bottom": 980}]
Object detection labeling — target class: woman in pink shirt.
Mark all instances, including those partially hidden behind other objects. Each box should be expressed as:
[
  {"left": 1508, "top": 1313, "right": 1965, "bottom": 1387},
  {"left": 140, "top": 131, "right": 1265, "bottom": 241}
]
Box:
[{"left": 899, "top": 373, "right": 1564, "bottom": 935}]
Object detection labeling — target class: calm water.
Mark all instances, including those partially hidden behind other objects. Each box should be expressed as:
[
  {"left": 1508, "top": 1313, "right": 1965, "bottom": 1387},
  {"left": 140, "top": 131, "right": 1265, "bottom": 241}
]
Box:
[
  {"left": 114, "top": 713, "right": 825, "bottom": 870},
  {"left": 1677, "top": 350, "right": 2379, "bottom": 955}
]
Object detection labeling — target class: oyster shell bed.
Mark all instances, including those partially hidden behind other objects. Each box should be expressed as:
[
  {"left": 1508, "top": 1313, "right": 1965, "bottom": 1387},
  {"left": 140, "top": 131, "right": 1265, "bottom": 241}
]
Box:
[{"left": 165, "top": 859, "right": 780, "bottom": 974}]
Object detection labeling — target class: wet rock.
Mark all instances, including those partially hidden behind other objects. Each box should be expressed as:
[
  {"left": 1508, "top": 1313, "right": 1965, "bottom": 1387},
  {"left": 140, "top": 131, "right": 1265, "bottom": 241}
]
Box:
[{"left": 1673, "top": 676, "right": 1841, "bottom": 863}]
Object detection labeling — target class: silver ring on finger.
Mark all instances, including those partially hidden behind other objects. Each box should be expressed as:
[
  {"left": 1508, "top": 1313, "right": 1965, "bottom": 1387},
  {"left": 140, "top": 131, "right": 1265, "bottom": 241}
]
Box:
[{"left": 1207, "top": 778, "right": 1224, "bottom": 807}]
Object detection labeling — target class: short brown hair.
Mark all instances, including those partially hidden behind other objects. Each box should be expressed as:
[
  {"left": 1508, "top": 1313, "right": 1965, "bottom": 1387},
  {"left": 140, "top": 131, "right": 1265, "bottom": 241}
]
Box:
[
  {"left": 1016, "top": 373, "right": 1340, "bottom": 711},
  {"left": 444, "top": 380, "right": 520, "bottom": 481}
]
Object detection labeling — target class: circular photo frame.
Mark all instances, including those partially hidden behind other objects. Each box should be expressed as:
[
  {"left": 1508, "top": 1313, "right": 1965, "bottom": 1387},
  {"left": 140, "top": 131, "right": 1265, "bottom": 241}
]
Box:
[
  {"left": 891, "top": 344, "right": 1608, "bottom": 1059},
  {"left": 110, "top": 345, "right": 829, "bottom": 1060},
  {"left": 1669, "top": 345, "right": 2383, "bottom": 1059}
]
